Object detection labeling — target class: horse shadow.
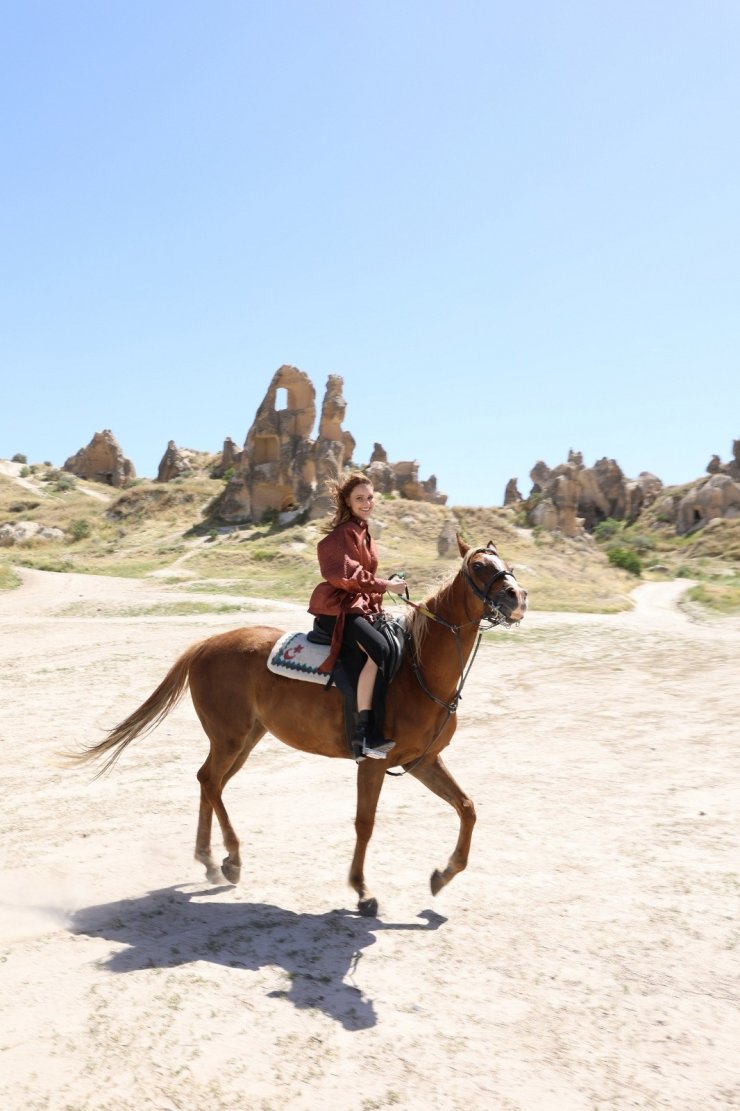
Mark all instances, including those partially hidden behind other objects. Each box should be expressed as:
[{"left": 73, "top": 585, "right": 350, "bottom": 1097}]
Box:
[{"left": 70, "top": 885, "right": 447, "bottom": 1030}]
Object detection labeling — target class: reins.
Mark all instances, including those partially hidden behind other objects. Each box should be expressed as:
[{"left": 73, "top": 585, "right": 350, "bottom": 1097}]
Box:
[{"left": 385, "top": 553, "right": 515, "bottom": 778}]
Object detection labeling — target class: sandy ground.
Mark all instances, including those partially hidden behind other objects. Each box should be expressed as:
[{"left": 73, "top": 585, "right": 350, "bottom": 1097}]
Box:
[{"left": 0, "top": 567, "right": 738, "bottom": 1110}]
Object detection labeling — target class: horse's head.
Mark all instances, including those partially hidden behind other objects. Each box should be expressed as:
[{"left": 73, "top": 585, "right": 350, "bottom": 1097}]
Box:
[{"left": 457, "top": 537, "right": 528, "bottom": 626}]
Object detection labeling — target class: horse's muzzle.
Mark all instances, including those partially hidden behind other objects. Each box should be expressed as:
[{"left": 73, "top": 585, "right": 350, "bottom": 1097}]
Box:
[{"left": 492, "top": 584, "right": 528, "bottom": 625}]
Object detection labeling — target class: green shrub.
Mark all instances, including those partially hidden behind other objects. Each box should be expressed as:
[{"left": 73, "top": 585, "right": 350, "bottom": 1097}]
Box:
[
  {"left": 607, "top": 547, "right": 642, "bottom": 575},
  {"left": 69, "top": 519, "right": 92, "bottom": 541},
  {"left": 53, "top": 474, "right": 77, "bottom": 493},
  {"left": 19, "top": 466, "right": 30, "bottom": 478},
  {"left": 11, "top": 453, "right": 27, "bottom": 464},
  {"left": 42, "top": 468, "right": 76, "bottom": 491},
  {"left": 594, "top": 518, "right": 622, "bottom": 541},
  {"left": 252, "top": 548, "right": 276, "bottom": 562}
]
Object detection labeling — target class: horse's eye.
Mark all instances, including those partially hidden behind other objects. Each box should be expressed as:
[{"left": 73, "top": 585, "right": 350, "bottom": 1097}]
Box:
[{"left": 472, "top": 561, "right": 485, "bottom": 574}]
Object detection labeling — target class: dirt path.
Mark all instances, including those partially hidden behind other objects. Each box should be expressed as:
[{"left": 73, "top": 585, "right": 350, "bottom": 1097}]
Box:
[{"left": 0, "top": 570, "right": 738, "bottom": 1110}]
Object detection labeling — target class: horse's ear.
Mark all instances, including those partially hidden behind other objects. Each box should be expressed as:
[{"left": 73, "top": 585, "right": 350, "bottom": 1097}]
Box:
[
  {"left": 456, "top": 533, "right": 469, "bottom": 557},
  {"left": 486, "top": 540, "right": 498, "bottom": 553}
]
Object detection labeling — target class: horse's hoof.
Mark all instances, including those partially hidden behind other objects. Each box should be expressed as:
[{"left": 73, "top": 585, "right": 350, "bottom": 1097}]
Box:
[
  {"left": 221, "top": 858, "right": 241, "bottom": 885},
  {"left": 358, "top": 896, "right": 379, "bottom": 917},
  {"left": 430, "top": 869, "right": 445, "bottom": 896}
]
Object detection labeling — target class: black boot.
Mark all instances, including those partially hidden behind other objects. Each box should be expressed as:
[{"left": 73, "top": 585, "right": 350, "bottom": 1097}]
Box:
[{"left": 353, "top": 710, "right": 395, "bottom": 762}]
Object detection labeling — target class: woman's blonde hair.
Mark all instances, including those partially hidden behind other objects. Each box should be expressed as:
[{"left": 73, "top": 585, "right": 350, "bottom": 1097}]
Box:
[{"left": 321, "top": 472, "right": 374, "bottom": 532}]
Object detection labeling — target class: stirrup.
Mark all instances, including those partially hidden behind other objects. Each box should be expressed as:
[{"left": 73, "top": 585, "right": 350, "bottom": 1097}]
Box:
[
  {"left": 361, "top": 739, "right": 395, "bottom": 759},
  {"left": 360, "top": 745, "right": 386, "bottom": 761}
]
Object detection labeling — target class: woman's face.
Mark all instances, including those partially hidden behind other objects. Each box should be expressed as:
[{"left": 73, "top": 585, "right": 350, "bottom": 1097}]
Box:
[{"left": 346, "top": 483, "right": 375, "bottom": 522}]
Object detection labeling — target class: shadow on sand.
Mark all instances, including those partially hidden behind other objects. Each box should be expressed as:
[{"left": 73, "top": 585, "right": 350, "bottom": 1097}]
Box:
[{"left": 70, "top": 885, "right": 447, "bottom": 1030}]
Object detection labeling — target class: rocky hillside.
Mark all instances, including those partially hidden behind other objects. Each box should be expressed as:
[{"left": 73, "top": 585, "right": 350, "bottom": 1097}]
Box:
[{"left": 1, "top": 459, "right": 738, "bottom": 616}]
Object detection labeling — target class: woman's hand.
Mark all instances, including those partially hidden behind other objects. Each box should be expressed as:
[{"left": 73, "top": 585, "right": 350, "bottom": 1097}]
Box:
[{"left": 387, "top": 574, "right": 408, "bottom": 594}]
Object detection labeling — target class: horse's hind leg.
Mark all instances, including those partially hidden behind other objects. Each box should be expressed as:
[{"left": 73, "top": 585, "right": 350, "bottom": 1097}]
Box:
[
  {"left": 410, "top": 756, "right": 476, "bottom": 896},
  {"left": 195, "top": 722, "right": 266, "bottom": 884},
  {"left": 349, "top": 760, "right": 387, "bottom": 916},
  {"left": 195, "top": 781, "right": 223, "bottom": 883}
]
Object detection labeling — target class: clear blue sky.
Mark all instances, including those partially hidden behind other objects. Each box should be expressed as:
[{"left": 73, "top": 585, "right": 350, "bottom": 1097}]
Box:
[{"left": 2, "top": 1, "right": 739, "bottom": 507}]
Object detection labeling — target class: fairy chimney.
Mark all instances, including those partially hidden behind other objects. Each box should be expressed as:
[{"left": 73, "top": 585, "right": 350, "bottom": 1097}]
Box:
[
  {"left": 156, "top": 440, "right": 196, "bottom": 482},
  {"left": 63, "top": 430, "right": 135, "bottom": 488},
  {"left": 218, "top": 365, "right": 447, "bottom": 522}
]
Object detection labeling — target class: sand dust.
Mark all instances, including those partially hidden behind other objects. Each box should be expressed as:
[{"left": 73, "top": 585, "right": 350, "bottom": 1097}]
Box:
[{"left": 0, "top": 567, "right": 738, "bottom": 1110}]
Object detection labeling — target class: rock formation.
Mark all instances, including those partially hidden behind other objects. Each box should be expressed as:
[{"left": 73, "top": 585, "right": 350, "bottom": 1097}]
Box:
[
  {"left": 706, "top": 439, "right": 740, "bottom": 482},
  {"left": 437, "top": 520, "right": 459, "bottom": 557},
  {"left": 512, "top": 441, "right": 740, "bottom": 537},
  {"left": 650, "top": 442, "right": 740, "bottom": 535},
  {"left": 503, "top": 478, "right": 522, "bottom": 506},
  {"left": 219, "top": 366, "right": 318, "bottom": 521},
  {"left": 0, "top": 521, "right": 64, "bottom": 545},
  {"left": 217, "top": 365, "right": 446, "bottom": 523},
  {"left": 64, "top": 430, "right": 135, "bottom": 488},
  {"left": 210, "top": 437, "right": 243, "bottom": 479},
  {"left": 516, "top": 450, "right": 663, "bottom": 536},
  {"left": 156, "top": 441, "right": 197, "bottom": 482},
  {"left": 676, "top": 474, "right": 740, "bottom": 534},
  {"left": 310, "top": 375, "right": 355, "bottom": 521},
  {"left": 673, "top": 442, "right": 740, "bottom": 534}
]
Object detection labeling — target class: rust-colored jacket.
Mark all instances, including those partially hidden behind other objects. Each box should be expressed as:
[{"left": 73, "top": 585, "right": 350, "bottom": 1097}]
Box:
[{"left": 307, "top": 518, "right": 392, "bottom": 672}]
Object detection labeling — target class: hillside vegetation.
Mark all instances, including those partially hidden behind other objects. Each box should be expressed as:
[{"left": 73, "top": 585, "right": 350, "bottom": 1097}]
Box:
[{"left": 1, "top": 463, "right": 739, "bottom": 616}]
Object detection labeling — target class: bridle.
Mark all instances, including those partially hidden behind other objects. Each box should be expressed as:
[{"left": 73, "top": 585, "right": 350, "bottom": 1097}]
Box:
[
  {"left": 386, "top": 548, "right": 522, "bottom": 777},
  {"left": 461, "top": 547, "right": 521, "bottom": 630}
]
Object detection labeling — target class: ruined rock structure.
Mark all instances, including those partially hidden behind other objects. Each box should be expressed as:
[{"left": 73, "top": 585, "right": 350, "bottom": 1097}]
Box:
[
  {"left": 64, "top": 430, "right": 135, "bottom": 488},
  {"left": 217, "top": 365, "right": 446, "bottom": 522},
  {"left": 511, "top": 450, "right": 663, "bottom": 537}
]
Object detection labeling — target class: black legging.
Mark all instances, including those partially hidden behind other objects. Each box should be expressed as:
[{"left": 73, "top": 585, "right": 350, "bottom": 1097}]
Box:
[
  {"left": 315, "top": 613, "right": 391, "bottom": 670},
  {"left": 315, "top": 613, "right": 392, "bottom": 739}
]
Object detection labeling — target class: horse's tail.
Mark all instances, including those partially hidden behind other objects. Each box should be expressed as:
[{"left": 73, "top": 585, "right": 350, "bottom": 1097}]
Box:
[{"left": 62, "top": 640, "right": 203, "bottom": 778}]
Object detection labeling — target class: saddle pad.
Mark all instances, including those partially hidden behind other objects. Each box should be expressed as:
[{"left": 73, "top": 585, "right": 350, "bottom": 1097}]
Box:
[{"left": 267, "top": 631, "right": 332, "bottom": 685}]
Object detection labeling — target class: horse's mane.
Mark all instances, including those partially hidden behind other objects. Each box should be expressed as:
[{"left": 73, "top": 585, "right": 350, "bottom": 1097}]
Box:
[{"left": 405, "top": 569, "right": 457, "bottom": 656}]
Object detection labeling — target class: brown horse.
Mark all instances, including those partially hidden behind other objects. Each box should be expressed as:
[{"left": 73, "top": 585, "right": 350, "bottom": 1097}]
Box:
[{"left": 70, "top": 536, "right": 527, "bottom": 915}]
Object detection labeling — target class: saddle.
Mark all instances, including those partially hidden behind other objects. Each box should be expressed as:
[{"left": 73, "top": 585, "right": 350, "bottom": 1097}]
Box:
[{"left": 267, "top": 613, "right": 407, "bottom": 755}]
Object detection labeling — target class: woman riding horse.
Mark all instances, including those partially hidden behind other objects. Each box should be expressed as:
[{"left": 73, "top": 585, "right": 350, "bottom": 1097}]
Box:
[
  {"left": 308, "top": 473, "right": 408, "bottom": 762},
  {"left": 66, "top": 525, "right": 527, "bottom": 914}
]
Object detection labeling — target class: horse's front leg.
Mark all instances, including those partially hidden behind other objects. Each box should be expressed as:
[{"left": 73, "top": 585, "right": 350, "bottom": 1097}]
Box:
[
  {"left": 410, "top": 755, "right": 476, "bottom": 896},
  {"left": 349, "top": 759, "right": 387, "bottom": 916}
]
